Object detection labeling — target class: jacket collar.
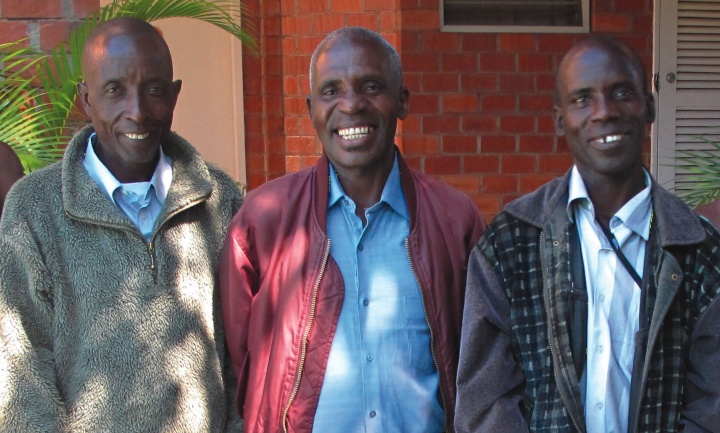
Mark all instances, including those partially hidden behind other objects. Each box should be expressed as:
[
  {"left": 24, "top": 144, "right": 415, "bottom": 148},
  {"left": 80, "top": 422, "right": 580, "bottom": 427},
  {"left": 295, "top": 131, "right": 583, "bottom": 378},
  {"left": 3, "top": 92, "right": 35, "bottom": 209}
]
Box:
[
  {"left": 63, "top": 125, "right": 213, "bottom": 231},
  {"left": 504, "top": 169, "right": 707, "bottom": 247},
  {"left": 313, "top": 147, "right": 418, "bottom": 233}
]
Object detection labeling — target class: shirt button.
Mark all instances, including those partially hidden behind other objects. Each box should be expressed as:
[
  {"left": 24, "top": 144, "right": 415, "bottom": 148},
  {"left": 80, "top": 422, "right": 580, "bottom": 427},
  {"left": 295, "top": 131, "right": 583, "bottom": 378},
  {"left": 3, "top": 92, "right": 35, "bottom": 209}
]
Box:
[
  {"left": 369, "top": 411, "right": 376, "bottom": 418},
  {"left": 597, "top": 345, "right": 603, "bottom": 353},
  {"left": 598, "top": 294, "right": 605, "bottom": 302},
  {"left": 596, "top": 402, "right": 604, "bottom": 410},
  {"left": 363, "top": 299, "right": 369, "bottom": 306},
  {"left": 366, "top": 354, "right": 373, "bottom": 362},
  {"left": 343, "top": 199, "right": 349, "bottom": 206},
  {"left": 358, "top": 245, "right": 364, "bottom": 251}
]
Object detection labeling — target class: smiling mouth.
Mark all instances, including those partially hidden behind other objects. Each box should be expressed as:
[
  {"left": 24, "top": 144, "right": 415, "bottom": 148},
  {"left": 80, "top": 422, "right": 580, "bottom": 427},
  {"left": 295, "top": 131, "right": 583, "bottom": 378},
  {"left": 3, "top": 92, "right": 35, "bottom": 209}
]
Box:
[
  {"left": 593, "top": 134, "right": 624, "bottom": 145},
  {"left": 123, "top": 132, "right": 151, "bottom": 140},
  {"left": 337, "top": 126, "right": 373, "bottom": 141}
]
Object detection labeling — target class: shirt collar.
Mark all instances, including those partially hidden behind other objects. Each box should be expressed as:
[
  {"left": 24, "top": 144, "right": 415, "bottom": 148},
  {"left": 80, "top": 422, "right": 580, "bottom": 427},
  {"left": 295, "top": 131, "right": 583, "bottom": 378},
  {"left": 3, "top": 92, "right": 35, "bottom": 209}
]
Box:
[
  {"left": 567, "top": 165, "right": 653, "bottom": 240},
  {"left": 83, "top": 132, "right": 172, "bottom": 204},
  {"left": 328, "top": 152, "right": 408, "bottom": 220}
]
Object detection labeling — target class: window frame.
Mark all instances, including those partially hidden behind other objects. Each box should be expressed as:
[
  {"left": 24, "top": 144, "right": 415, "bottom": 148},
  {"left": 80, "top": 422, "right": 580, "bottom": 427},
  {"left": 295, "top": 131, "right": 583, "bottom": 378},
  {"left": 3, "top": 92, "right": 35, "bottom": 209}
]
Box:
[{"left": 440, "top": 0, "right": 590, "bottom": 34}]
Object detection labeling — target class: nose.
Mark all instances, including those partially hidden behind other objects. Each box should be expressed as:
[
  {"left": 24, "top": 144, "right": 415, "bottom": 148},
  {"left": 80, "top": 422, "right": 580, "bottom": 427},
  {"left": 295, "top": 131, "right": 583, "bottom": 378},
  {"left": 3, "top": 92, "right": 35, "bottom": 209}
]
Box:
[
  {"left": 591, "top": 94, "right": 620, "bottom": 122},
  {"left": 338, "top": 88, "right": 366, "bottom": 114},
  {"left": 124, "top": 89, "right": 147, "bottom": 124}
]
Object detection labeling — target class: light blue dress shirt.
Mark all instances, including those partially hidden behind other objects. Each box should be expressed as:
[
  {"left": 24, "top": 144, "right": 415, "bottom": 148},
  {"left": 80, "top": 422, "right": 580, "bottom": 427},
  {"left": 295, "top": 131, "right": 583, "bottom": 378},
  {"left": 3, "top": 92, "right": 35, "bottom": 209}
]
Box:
[
  {"left": 567, "top": 166, "right": 652, "bottom": 433},
  {"left": 312, "top": 154, "right": 444, "bottom": 433},
  {"left": 83, "top": 133, "right": 172, "bottom": 241}
]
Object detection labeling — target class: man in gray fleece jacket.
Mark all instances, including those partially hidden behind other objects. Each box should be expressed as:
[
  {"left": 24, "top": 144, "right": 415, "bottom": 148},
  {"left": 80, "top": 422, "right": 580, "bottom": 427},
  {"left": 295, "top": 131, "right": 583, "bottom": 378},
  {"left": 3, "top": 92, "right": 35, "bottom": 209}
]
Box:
[{"left": 0, "top": 17, "right": 243, "bottom": 432}]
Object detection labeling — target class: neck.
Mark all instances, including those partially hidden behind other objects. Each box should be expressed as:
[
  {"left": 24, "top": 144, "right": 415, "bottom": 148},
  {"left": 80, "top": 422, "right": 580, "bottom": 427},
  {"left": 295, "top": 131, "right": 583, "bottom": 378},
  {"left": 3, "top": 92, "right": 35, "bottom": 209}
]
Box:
[{"left": 581, "top": 168, "right": 646, "bottom": 230}]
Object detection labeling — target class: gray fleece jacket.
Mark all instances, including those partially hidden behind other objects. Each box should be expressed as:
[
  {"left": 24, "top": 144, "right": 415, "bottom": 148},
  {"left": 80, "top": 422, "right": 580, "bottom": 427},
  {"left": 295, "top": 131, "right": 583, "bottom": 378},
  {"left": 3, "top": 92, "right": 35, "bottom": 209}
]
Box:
[{"left": 0, "top": 126, "right": 243, "bottom": 432}]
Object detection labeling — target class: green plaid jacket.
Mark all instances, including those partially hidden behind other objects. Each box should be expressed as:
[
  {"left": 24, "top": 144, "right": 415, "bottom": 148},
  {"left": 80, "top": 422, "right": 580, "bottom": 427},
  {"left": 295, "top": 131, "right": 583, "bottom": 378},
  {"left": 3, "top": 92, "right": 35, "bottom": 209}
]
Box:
[{"left": 456, "top": 172, "right": 720, "bottom": 433}]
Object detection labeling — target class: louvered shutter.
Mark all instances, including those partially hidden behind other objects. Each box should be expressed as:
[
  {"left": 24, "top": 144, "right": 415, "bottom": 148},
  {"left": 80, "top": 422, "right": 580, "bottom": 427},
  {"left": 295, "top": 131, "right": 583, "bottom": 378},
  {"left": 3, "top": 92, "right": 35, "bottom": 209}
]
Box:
[{"left": 654, "top": 0, "right": 720, "bottom": 197}]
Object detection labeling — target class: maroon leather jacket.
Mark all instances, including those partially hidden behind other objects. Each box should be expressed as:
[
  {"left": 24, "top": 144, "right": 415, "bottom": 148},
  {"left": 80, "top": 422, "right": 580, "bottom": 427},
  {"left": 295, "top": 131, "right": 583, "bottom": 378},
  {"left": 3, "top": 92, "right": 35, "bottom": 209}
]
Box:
[{"left": 219, "top": 153, "right": 486, "bottom": 433}]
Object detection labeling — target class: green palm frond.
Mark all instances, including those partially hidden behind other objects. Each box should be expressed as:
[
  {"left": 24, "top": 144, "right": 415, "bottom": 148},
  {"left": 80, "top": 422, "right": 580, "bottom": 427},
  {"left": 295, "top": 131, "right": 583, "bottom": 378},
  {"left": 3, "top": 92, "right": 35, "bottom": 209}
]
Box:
[
  {"left": 673, "top": 136, "right": 720, "bottom": 208},
  {"left": 0, "top": 0, "right": 255, "bottom": 173}
]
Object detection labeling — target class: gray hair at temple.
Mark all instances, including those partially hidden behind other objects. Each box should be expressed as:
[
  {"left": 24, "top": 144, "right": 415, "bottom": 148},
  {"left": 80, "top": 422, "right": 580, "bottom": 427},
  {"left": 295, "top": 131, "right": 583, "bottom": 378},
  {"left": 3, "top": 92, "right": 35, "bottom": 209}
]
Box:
[{"left": 309, "top": 26, "right": 403, "bottom": 92}]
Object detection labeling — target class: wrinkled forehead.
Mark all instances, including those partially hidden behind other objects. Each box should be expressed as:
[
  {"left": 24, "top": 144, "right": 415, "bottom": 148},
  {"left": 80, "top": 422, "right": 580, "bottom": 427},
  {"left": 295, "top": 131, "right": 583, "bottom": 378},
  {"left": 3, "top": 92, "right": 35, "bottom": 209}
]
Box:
[
  {"left": 83, "top": 28, "right": 173, "bottom": 78},
  {"left": 558, "top": 41, "right": 644, "bottom": 92}
]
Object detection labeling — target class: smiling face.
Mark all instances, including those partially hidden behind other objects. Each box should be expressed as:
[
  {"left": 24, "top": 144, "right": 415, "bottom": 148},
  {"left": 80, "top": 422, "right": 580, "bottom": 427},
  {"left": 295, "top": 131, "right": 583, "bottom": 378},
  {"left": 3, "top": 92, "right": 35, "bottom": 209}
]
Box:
[
  {"left": 78, "top": 20, "right": 181, "bottom": 182},
  {"left": 554, "top": 39, "right": 655, "bottom": 185},
  {"left": 306, "top": 36, "right": 409, "bottom": 176}
]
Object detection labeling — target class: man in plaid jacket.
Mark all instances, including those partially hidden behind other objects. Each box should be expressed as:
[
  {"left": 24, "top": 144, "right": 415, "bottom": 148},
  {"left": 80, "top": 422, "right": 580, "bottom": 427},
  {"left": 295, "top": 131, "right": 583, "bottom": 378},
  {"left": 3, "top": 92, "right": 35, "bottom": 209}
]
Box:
[{"left": 455, "top": 36, "right": 720, "bottom": 433}]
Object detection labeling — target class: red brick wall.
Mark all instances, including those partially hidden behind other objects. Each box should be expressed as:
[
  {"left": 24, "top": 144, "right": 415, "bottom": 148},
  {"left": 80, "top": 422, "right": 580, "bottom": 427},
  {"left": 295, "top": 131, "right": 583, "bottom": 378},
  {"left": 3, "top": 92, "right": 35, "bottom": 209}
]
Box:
[
  {"left": 243, "top": 0, "right": 654, "bottom": 220},
  {"left": 0, "top": 0, "right": 96, "bottom": 48}
]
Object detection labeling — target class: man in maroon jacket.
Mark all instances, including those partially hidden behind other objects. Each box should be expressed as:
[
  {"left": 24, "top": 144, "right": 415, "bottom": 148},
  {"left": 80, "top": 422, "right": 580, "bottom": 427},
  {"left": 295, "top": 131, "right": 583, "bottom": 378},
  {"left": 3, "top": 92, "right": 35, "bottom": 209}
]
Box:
[{"left": 219, "top": 26, "right": 486, "bottom": 433}]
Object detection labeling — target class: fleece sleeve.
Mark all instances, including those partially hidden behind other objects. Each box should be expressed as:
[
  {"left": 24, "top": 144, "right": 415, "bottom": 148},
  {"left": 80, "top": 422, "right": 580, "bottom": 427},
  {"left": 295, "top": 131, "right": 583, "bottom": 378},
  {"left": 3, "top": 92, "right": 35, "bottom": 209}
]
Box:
[
  {"left": 455, "top": 245, "right": 529, "bottom": 433},
  {"left": 0, "top": 235, "right": 67, "bottom": 432}
]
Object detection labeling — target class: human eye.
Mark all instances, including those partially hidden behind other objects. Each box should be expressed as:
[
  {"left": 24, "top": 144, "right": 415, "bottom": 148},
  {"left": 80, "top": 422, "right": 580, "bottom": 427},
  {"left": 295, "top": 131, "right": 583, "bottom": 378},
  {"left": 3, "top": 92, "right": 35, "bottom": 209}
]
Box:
[
  {"left": 147, "top": 83, "right": 168, "bottom": 96},
  {"left": 571, "top": 94, "right": 590, "bottom": 108},
  {"left": 362, "top": 81, "right": 383, "bottom": 94},
  {"left": 614, "top": 87, "right": 636, "bottom": 100},
  {"left": 320, "top": 86, "right": 338, "bottom": 97},
  {"left": 104, "top": 84, "right": 122, "bottom": 96}
]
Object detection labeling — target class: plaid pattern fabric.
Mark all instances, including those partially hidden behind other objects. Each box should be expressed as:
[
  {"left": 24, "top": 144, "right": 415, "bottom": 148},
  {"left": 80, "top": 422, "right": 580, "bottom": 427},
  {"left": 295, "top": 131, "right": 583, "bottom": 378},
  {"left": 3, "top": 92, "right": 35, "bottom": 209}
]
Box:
[{"left": 479, "top": 200, "right": 720, "bottom": 433}]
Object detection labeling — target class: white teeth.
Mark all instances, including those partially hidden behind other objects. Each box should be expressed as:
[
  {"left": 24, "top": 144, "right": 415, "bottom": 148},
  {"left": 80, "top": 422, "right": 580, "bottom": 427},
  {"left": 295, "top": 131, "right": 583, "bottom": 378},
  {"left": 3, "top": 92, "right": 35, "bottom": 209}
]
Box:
[
  {"left": 124, "top": 132, "right": 150, "bottom": 140},
  {"left": 598, "top": 134, "right": 622, "bottom": 144},
  {"left": 337, "top": 126, "right": 372, "bottom": 140}
]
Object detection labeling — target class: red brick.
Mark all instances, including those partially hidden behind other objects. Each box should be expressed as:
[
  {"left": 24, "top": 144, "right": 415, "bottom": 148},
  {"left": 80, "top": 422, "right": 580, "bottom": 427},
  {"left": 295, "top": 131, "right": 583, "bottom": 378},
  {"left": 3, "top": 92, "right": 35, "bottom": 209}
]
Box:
[
  {"left": 423, "top": 73, "right": 459, "bottom": 92},
  {"left": 263, "top": 16, "right": 282, "bottom": 34},
  {"left": 411, "top": 94, "right": 440, "bottom": 114},
  {"left": 537, "top": 34, "right": 576, "bottom": 53},
  {"left": 424, "top": 115, "right": 459, "bottom": 134},
  {"left": 462, "top": 115, "right": 497, "bottom": 133},
  {"left": 518, "top": 54, "right": 553, "bottom": 72},
  {"left": 285, "top": 56, "right": 308, "bottom": 76},
  {"left": 593, "top": 13, "right": 632, "bottom": 33},
  {"left": 461, "top": 33, "right": 497, "bottom": 51},
  {"left": 443, "top": 136, "right": 477, "bottom": 154},
  {"left": 403, "top": 135, "right": 440, "bottom": 155},
  {"left": 379, "top": 11, "right": 398, "bottom": 32},
  {"left": 285, "top": 155, "right": 300, "bottom": 172},
  {"left": 73, "top": 0, "right": 98, "bottom": 17},
  {"left": 402, "top": 114, "right": 422, "bottom": 134},
  {"left": 618, "top": 35, "right": 651, "bottom": 57},
  {"left": 285, "top": 96, "right": 308, "bottom": 116},
  {"left": 398, "top": 31, "right": 420, "bottom": 53},
  {"left": 419, "top": 0, "right": 439, "bottom": 9},
  {"left": 482, "top": 176, "right": 517, "bottom": 194},
  {"left": 633, "top": 15, "right": 653, "bottom": 34},
  {"left": 423, "top": 33, "right": 457, "bottom": 52},
  {"left": 313, "top": 15, "right": 345, "bottom": 34},
  {"left": 298, "top": 0, "right": 326, "bottom": 14},
  {"left": 539, "top": 154, "right": 573, "bottom": 173},
  {"left": 481, "top": 95, "right": 516, "bottom": 112},
  {"left": 519, "top": 135, "right": 555, "bottom": 153},
  {"left": 283, "top": 76, "right": 299, "bottom": 96},
  {"left": 519, "top": 95, "right": 553, "bottom": 112},
  {"left": 266, "top": 116, "right": 284, "bottom": 134},
  {"left": 480, "top": 53, "right": 516, "bottom": 72},
  {"left": 538, "top": 117, "right": 556, "bottom": 133},
  {"left": 331, "top": 0, "right": 365, "bottom": 13},
  {"left": 297, "top": 36, "right": 324, "bottom": 53},
  {"left": 519, "top": 174, "right": 557, "bottom": 193},
  {"left": 461, "top": 74, "right": 496, "bottom": 92},
  {"left": 403, "top": 73, "right": 422, "bottom": 92},
  {"left": 442, "top": 94, "right": 478, "bottom": 112},
  {"left": 264, "top": 55, "right": 283, "bottom": 75},
  {"left": 502, "top": 155, "right": 536, "bottom": 174},
  {"left": 366, "top": 0, "right": 395, "bottom": 11},
  {"left": 404, "top": 53, "right": 439, "bottom": 73},
  {"left": 346, "top": 14, "right": 380, "bottom": 29},
  {"left": 473, "top": 195, "right": 501, "bottom": 220},
  {"left": 244, "top": 95, "right": 264, "bottom": 113},
  {"left": 481, "top": 135, "right": 516, "bottom": 153},
  {"left": 499, "top": 34, "right": 535, "bottom": 51},
  {"left": 593, "top": 0, "right": 613, "bottom": 13},
  {"left": 2, "top": 0, "right": 62, "bottom": 18},
  {"left": 284, "top": 117, "right": 299, "bottom": 135},
  {"left": 0, "top": 21, "right": 29, "bottom": 45},
  {"left": 499, "top": 74, "right": 534, "bottom": 92},
  {"left": 441, "top": 53, "right": 477, "bottom": 72},
  {"left": 536, "top": 74, "right": 556, "bottom": 92},
  {"left": 265, "top": 77, "right": 283, "bottom": 95},
  {"left": 299, "top": 117, "right": 315, "bottom": 135},
  {"left": 286, "top": 136, "right": 317, "bottom": 155},
  {"left": 263, "top": 0, "right": 282, "bottom": 16},
  {"left": 402, "top": 10, "right": 439, "bottom": 30},
  {"left": 616, "top": 0, "right": 649, "bottom": 13},
  {"left": 425, "top": 156, "right": 461, "bottom": 175},
  {"left": 441, "top": 175, "right": 479, "bottom": 195},
  {"left": 464, "top": 155, "right": 499, "bottom": 174},
  {"left": 501, "top": 116, "right": 535, "bottom": 133},
  {"left": 267, "top": 136, "right": 286, "bottom": 154}
]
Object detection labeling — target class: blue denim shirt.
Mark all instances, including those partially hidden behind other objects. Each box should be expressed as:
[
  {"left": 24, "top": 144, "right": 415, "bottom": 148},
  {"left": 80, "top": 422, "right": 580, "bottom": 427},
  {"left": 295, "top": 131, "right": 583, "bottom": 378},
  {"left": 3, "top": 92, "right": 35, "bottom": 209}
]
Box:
[{"left": 312, "top": 154, "right": 444, "bottom": 433}]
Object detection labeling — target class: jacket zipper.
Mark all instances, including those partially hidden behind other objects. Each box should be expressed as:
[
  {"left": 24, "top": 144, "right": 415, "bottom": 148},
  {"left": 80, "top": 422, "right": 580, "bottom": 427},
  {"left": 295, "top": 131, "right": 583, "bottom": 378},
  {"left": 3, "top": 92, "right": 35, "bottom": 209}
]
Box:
[
  {"left": 282, "top": 238, "right": 331, "bottom": 433},
  {"left": 405, "top": 238, "right": 448, "bottom": 431},
  {"left": 540, "top": 232, "right": 583, "bottom": 433}
]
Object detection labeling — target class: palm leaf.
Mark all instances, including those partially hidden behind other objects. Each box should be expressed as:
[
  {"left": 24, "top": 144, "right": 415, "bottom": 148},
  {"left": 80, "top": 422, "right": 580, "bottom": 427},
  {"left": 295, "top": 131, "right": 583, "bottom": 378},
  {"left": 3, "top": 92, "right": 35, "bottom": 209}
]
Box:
[
  {"left": 673, "top": 136, "right": 720, "bottom": 208},
  {"left": 0, "top": 0, "right": 255, "bottom": 173}
]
